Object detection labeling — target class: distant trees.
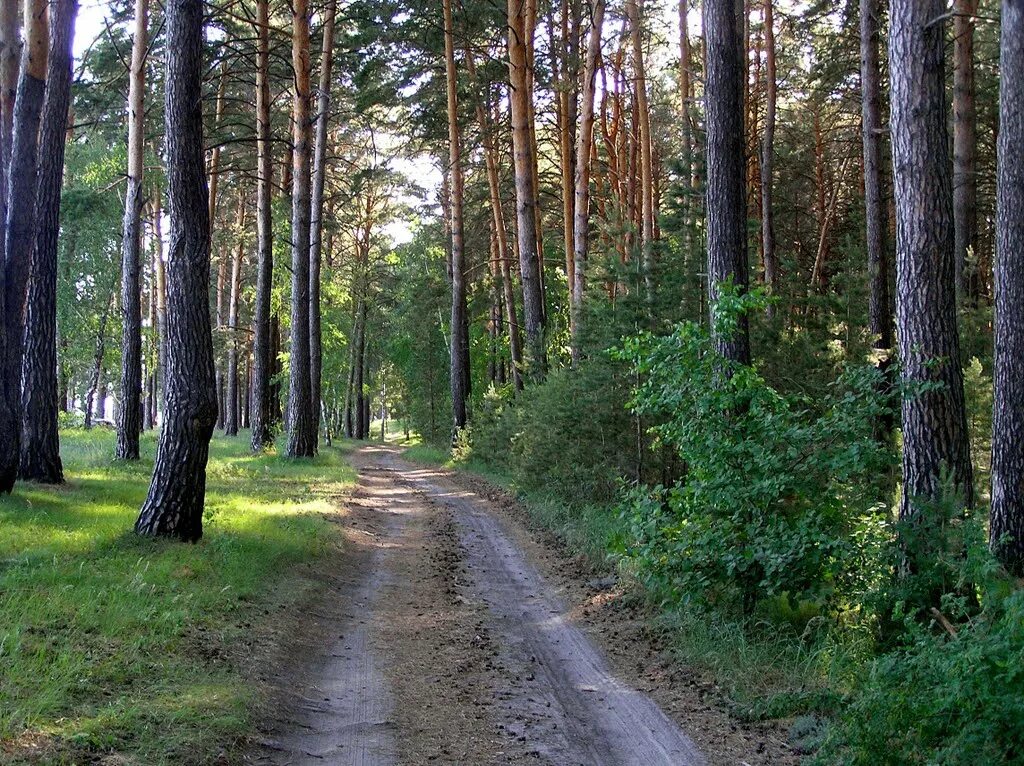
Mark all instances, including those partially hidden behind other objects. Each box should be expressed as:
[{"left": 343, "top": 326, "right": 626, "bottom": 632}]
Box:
[{"left": 134, "top": 0, "right": 217, "bottom": 540}]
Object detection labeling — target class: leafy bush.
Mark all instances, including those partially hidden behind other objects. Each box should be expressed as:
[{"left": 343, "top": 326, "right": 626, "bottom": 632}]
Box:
[{"left": 614, "top": 287, "right": 896, "bottom": 614}]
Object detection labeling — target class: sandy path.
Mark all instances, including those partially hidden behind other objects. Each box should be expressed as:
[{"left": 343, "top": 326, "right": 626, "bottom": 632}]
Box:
[{"left": 250, "top": 445, "right": 791, "bottom": 765}]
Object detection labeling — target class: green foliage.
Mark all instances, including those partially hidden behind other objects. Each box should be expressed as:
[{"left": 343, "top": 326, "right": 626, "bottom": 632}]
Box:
[{"left": 614, "top": 286, "right": 895, "bottom": 614}]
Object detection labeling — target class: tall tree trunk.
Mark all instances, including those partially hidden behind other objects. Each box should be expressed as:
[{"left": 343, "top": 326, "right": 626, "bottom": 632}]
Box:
[
  {"left": 443, "top": 0, "right": 469, "bottom": 435},
  {"left": 84, "top": 290, "right": 113, "bottom": 430},
  {"left": 889, "top": 0, "right": 974, "bottom": 529},
  {"left": 250, "top": 0, "right": 274, "bottom": 451},
  {"left": 0, "top": 0, "right": 47, "bottom": 491},
  {"left": 152, "top": 186, "right": 167, "bottom": 386},
  {"left": 570, "top": 0, "right": 604, "bottom": 363},
  {"left": 556, "top": 0, "right": 579, "bottom": 324},
  {"left": 285, "top": 0, "right": 315, "bottom": 457},
  {"left": 990, "top": 0, "right": 1024, "bottom": 575},
  {"left": 116, "top": 0, "right": 148, "bottom": 460},
  {"left": 952, "top": 0, "right": 978, "bottom": 304},
  {"left": 19, "top": 0, "right": 76, "bottom": 482},
  {"left": 704, "top": 0, "right": 750, "bottom": 366},
  {"left": 861, "top": 0, "right": 894, "bottom": 433},
  {"left": 309, "top": 0, "right": 336, "bottom": 448},
  {"left": 759, "top": 0, "right": 777, "bottom": 294},
  {"left": 135, "top": 0, "right": 218, "bottom": 541},
  {"left": 224, "top": 195, "right": 245, "bottom": 436},
  {"left": 626, "top": 0, "right": 656, "bottom": 304},
  {"left": 507, "top": 0, "right": 546, "bottom": 380},
  {"left": 0, "top": 0, "right": 17, "bottom": 493}
]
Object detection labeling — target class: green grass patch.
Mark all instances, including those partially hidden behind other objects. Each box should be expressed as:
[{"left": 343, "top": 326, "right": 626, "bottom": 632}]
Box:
[{"left": 0, "top": 428, "right": 355, "bottom": 765}]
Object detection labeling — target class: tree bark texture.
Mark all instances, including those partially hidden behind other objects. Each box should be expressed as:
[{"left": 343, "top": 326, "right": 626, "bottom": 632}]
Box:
[
  {"left": 704, "top": 0, "right": 750, "bottom": 366},
  {"left": 135, "top": 0, "right": 218, "bottom": 541},
  {"left": 952, "top": 0, "right": 978, "bottom": 303},
  {"left": 19, "top": 0, "right": 77, "bottom": 482},
  {"left": 760, "top": 0, "right": 777, "bottom": 292},
  {"left": 224, "top": 196, "right": 245, "bottom": 436},
  {"left": 889, "top": 0, "right": 974, "bottom": 523},
  {"left": 990, "top": 0, "right": 1024, "bottom": 574}
]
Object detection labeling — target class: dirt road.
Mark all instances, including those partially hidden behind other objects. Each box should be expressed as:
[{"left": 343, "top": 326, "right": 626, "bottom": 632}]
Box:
[{"left": 248, "top": 445, "right": 793, "bottom": 766}]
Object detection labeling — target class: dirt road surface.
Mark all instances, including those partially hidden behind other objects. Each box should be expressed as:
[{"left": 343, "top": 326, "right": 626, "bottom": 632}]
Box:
[{"left": 247, "top": 445, "right": 794, "bottom": 766}]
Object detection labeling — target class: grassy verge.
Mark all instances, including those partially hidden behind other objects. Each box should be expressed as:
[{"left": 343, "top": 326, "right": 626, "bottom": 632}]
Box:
[
  {"left": 401, "top": 443, "right": 863, "bottom": 735},
  {"left": 0, "top": 428, "right": 355, "bottom": 765}
]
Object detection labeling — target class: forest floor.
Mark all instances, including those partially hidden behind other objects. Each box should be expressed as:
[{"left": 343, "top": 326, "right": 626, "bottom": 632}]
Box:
[{"left": 246, "top": 444, "right": 796, "bottom": 766}]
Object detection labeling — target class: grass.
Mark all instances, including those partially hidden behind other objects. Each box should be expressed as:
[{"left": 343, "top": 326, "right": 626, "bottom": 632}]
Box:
[{"left": 0, "top": 427, "right": 355, "bottom": 765}]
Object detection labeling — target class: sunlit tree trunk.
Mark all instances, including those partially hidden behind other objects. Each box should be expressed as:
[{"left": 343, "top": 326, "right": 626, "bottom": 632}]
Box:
[
  {"left": 20, "top": 0, "right": 77, "bottom": 482},
  {"left": 889, "top": 0, "right": 973, "bottom": 528},
  {"left": 135, "top": 0, "right": 218, "bottom": 540},
  {"left": 224, "top": 195, "right": 245, "bottom": 436},
  {"left": 116, "top": 0, "right": 148, "bottom": 460},
  {"left": 990, "top": 0, "right": 1024, "bottom": 575}
]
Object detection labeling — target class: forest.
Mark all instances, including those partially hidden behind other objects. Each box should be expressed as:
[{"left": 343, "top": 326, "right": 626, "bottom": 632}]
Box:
[{"left": 1, "top": 0, "right": 1023, "bottom": 762}]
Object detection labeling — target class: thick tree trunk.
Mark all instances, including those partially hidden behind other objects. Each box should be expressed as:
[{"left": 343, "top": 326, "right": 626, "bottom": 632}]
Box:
[
  {"left": 990, "top": 0, "right": 1024, "bottom": 575},
  {"left": 309, "top": 0, "right": 336, "bottom": 448},
  {"left": 116, "top": 0, "right": 148, "bottom": 461},
  {"left": 570, "top": 0, "right": 604, "bottom": 363},
  {"left": 704, "top": 0, "right": 750, "bottom": 366},
  {"left": 861, "top": 0, "right": 894, "bottom": 435},
  {"left": 0, "top": 0, "right": 16, "bottom": 493},
  {"left": 19, "top": 0, "right": 76, "bottom": 482},
  {"left": 889, "top": 0, "right": 974, "bottom": 526},
  {"left": 507, "top": 0, "right": 546, "bottom": 381},
  {"left": 250, "top": 0, "right": 274, "bottom": 452},
  {"left": 0, "top": 0, "right": 47, "bottom": 491},
  {"left": 443, "top": 0, "right": 469, "bottom": 435},
  {"left": 224, "top": 196, "right": 245, "bottom": 436},
  {"left": 285, "top": 0, "right": 316, "bottom": 457},
  {"left": 760, "top": 0, "right": 777, "bottom": 293},
  {"left": 952, "top": 0, "right": 978, "bottom": 303},
  {"left": 135, "top": 0, "right": 218, "bottom": 541}
]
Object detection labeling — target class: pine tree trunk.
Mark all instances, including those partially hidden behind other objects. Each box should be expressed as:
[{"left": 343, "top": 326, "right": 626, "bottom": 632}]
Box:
[
  {"left": 952, "top": 0, "right": 978, "bottom": 303},
  {"left": 443, "top": 0, "right": 469, "bottom": 435},
  {"left": 990, "top": 0, "right": 1024, "bottom": 575},
  {"left": 116, "top": 0, "right": 148, "bottom": 460},
  {"left": 135, "top": 0, "right": 218, "bottom": 541},
  {"left": 759, "top": 0, "right": 777, "bottom": 294},
  {"left": 507, "top": 0, "right": 546, "bottom": 380},
  {"left": 224, "top": 197, "right": 245, "bottom": 436},
  {"left": 626, "top": 0, "right": 656, "bottom": 305},
  {"left": 0, "top": 0, "right": 47, "bottom": 490},
  {"left": 704, "top": 0, "right": 750, "bottom": 366},
  {"left": 0, "top": 0, "right": 16, "bottom": 493},
  {"left": 250, "top": 0, "right": 274, "bottom": 452},
  {"left": 570, "top": 0, "right": 604, "bottom": 363},
  {"left": 84, "top": 289, "right": 113, "bottom": 430},
  {"left": 286, "top": 0, "right": 316, "bottom": 457},
  {"left": 19, "top": 0, "right": 76, "bottom": 482},
  {"left": 889, "top": 0, "right": 974, "bottom": 525}
]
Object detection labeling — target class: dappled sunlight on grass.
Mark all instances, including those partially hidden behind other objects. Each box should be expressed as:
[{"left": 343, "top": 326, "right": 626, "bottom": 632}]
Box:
[{"left": 0, "top": 427, "right": 354, "bottom": 764}]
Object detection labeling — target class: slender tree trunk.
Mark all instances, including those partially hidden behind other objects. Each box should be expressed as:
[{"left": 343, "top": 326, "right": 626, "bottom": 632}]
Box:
[
  {"left": 0, "top": 0, "right": 17, "bottom": 493},
  {"left": 570, "top": 0, "right": 604, "bottom": 363},
  {"left": 760, "top": 0, "right": 777, "bottom": 294},
  {"left": 0, "top": 0, "right": 47, "bottom": 491},
  {"left": 861, "top": 0, "right": 894, "bottom": 435},
  {"left": 626, "top": 0, "right": 656, "bottom": 304},
  {"left": 704, "top": 0, "right": 750, "bottom": 366},
  {"left": 135, "top": 0, "right": 218, "bottom": 541},
  {"left": 443, "top": 0, "right": 469, "bottom": 435},
  {"left": 953, "top": 0, "right": 978, "bottom": 303},
  {"left": 84, "top": 289, "right": 113, "bottom": 429},
  {"left": 990, "top": 0, "right": 1024, "bottom": 575},
  {"left": 152, "top": 186, "right": 167, "bottom": 389},
  {"left": 286, "top": 0, "right": 315, "bottom": 457},
  {"left": 507, "top": 0, "right": 546, "bottom": 380},
  {"left": 250, "top": 0, "right": 274, "bottom": 451},
  {"left": 116, "top": 0, "right": 148, "bottom": 460},
  {"left": 224, "top": 196, "right": 245, "bottom": 436},
  {"left": 556, "top": 0, "right": 579, "bottom": 325},
  {"left": 889, "top": 0, "right": 974, "bottom": 528},
  {"left": 309, "top": 0, "right": 336, "bottom": 448},
  {"left": 19, "top": 0, "right": 76, "bottom": 482}
]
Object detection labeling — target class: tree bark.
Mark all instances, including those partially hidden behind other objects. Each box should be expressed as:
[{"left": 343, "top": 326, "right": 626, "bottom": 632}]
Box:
[
  {"left": 990, "top": 0, "right": 1024, "bottom": 575},
  {"left": 309, "top": 0, "right": 336, "bottom": 447},
  {"left": 135, "top": 0, "right": 218, "bottom": 541},
  {"left": 443, "top": 0, "right": 469, "bottom": 435},
  {"left": 889, "top": 0, "right": 974, "bottom": 525},
  {"left": 952, "top": 0, "right": 978, "bottom": 303},
  {"left": 224, "top": 194, "right": 245, "bottom": 436},
  {"left": 116, "top": 0, "right": 148, "bottom": 460},
  {"left": 704, "top": 0, "right": 750, "bottom": 366},
  {"left": 759, "top": 0, "right": 777, "bottom": 294},
  {"left": 285, "top": 0, "right": 316, "bottom": 457},
  {"left": 570, "top": 0, "right": 604, "bottom": 363},
  {"left": 0, "top": 0, "right": 47, "bottom": 491},
  {"left": 0, "top": 0, "right": 16, "bottom": 493},
  {"left": 250, "top": 0, "right": 274, "bottom": 451},
  {"left": 626, "top": 0, "right": 656, "bottom": 304},
  {"left": 507, "top": 0, "right": 546, "bottom": 380},
  {"left": 19, "top": 0, "right": 76, "bottom": 482}
]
